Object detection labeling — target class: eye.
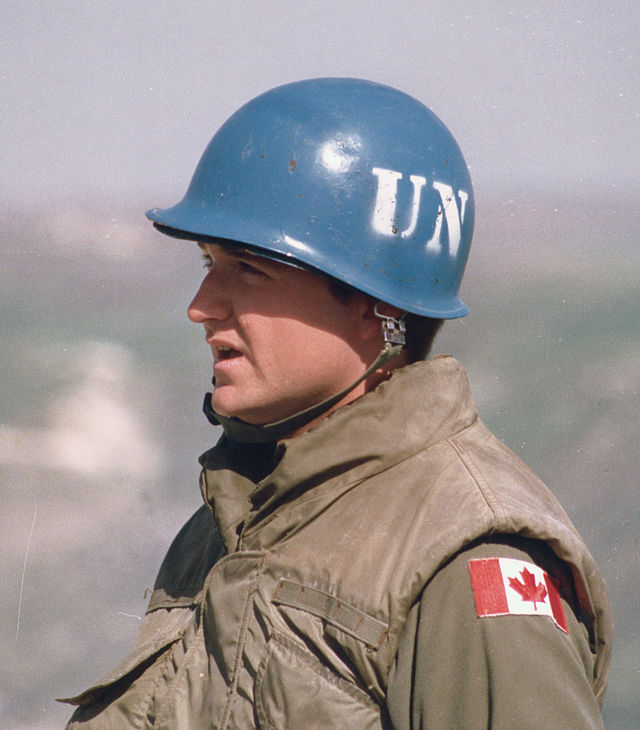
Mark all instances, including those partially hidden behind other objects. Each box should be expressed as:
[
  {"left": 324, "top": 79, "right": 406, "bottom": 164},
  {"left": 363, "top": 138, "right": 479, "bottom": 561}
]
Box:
[
  {"left": 238, "top": 259, "right": 268, "bottom": 278},
  {"left": 201, "top": 253, "right": 213, "bottom": 269},
  {"left": 239, "top": 260, "right": 260, "bottom": 274}
]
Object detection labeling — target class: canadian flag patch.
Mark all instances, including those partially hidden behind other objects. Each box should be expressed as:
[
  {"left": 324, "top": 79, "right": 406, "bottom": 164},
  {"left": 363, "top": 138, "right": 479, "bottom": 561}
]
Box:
[{"left": 468, "top": 558, "right": 568, "bottom": 633}]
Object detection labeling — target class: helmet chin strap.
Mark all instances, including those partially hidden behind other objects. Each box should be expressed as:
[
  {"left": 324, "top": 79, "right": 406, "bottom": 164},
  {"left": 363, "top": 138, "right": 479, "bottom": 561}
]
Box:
[{"left": 203, "top": 310, "right": 406, "bottom": 443}]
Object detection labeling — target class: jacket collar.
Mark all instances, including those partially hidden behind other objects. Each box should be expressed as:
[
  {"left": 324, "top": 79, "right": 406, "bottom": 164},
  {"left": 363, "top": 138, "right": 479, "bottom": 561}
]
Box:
[{"left": 199, "top": 356, "right": 477, "bottom": 551}]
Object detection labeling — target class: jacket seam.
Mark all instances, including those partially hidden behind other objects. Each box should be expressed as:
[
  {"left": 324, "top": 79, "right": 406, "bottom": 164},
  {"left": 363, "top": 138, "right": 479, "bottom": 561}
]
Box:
[
  {"left": 219, "top": 551, "right": 272, "bottom": 729},
  {"left": 152, "top": 607, "right": 203, "bottom": 728},
  {"left": 448, "top": 435, "right": 506, "bottom": 524},
  {"left": 142, "top": 640, "right": 181, "bottom": 729}
]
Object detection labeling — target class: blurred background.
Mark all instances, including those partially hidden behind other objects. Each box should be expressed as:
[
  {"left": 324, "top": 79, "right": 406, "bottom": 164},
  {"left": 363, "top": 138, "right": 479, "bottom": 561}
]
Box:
[{"left": 2, "top": 2, "right": 638, "bottom": 727}]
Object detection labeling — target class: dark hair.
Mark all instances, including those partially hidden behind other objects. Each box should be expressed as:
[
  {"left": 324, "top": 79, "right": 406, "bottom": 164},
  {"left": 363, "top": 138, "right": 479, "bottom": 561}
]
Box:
[
  {"left": 404, "top": 313, "right": 444, "bottom": 362},
  {"left": 328, "top": 280, "right": 443, "bottom": 363}
]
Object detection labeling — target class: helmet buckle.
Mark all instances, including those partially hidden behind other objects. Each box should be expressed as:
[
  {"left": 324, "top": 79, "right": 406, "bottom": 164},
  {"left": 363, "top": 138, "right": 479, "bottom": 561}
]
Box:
[{"left": 374, "top": 303, "right": 406, "bottom": 346}]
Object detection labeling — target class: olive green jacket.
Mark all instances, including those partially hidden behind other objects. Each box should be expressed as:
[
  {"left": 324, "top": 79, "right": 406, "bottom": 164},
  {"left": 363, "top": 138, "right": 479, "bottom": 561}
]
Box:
[{"left": 63, "top": 356, "right": 611, "bottom": 728}]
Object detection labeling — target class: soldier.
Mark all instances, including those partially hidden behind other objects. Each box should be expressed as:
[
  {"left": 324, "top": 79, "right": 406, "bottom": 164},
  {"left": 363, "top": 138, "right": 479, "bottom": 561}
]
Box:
[{"left": 63, "top": 78, "right": 611, "bottom": 728}]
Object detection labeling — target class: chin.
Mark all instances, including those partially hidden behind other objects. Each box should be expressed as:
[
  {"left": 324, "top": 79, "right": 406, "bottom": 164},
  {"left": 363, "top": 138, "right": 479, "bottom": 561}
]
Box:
[{"left": 211, "top": 393, "right": 271, "bottom": 425}]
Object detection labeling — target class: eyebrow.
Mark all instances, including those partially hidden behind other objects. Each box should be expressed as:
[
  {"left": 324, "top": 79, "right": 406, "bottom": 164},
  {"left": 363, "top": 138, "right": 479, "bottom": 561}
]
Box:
[
  {"left": 227, "top": 248, "right": 259, "bottom": 261},
  {"left": 197, "top": 238, "right": 252, "bottom": 259},
  {"left": 198, "top": 240, "right": 264, "bottom": 262}
]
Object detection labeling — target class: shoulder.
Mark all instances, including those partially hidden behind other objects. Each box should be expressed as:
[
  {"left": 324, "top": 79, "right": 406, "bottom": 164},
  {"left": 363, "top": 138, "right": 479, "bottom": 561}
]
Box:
[
  {"left": 410, "top": 536, "right": 590, "bottom": 673},
  {"left": 387, "top": 536, "right": 603, "bottom": 729}
]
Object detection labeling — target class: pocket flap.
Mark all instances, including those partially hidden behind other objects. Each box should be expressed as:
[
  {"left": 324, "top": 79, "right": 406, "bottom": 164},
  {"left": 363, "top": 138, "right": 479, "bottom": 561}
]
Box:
[
  {"left": 58, "top": 603, "right": 193, "bottom": 706},
  {"left": 272, "top": 579, "right": 389, "bottom": 648}
]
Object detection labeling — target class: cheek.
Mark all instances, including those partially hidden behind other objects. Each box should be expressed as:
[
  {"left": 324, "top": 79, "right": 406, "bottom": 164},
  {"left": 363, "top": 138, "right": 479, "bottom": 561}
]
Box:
[
  {"left": 283, "top": 327, "right": 356, "bottom": 383},
  {"left": 254, "top": 325, "right": 324, "bottom": 382},
  {"left": 241, "top": 305, "right": 360, "bottom": 387},
  {"left": 270, "top": 331, "right": 315, "bottom": 376},
  {"left": 240, "top": 319, "right": 303, "bottom": 377}
]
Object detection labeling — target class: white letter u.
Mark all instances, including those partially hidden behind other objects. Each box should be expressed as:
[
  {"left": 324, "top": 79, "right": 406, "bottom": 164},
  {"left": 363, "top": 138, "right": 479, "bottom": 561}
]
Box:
[{"left": 371, "top": 167, "right": 426, "bottom": 237}]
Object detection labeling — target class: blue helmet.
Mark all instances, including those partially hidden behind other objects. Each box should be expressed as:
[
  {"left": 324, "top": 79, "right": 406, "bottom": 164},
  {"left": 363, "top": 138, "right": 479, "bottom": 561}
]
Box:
[{"left": 147, "top": 78, "right": 474, "bottom": 318}]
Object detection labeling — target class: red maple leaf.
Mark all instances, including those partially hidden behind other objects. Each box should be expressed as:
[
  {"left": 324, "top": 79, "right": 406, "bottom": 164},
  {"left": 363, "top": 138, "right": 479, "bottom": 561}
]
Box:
[{"left": 508, "top": 567, "right": 547, "bottom": 610}]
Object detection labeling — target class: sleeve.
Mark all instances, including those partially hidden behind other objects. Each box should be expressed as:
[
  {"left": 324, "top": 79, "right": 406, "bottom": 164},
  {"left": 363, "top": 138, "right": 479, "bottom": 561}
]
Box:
[{"left": 385, "top": 536, "right": 603, "bottom": 729}]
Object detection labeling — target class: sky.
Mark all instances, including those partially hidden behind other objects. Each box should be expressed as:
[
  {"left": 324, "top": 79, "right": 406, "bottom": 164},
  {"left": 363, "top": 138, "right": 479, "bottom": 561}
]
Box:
[{"left": 2, "top": 0, "right": 638, "bottom": 208}]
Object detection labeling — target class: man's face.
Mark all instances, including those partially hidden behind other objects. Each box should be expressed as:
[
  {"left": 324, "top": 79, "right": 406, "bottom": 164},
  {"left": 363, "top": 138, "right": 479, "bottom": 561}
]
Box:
[{"left": 188, "top": 243, "right": 378, "bottom": 427}]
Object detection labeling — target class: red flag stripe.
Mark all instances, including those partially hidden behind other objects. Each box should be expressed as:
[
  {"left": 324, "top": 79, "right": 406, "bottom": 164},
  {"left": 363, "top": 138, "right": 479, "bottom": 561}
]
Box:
[
  {"left": 468, "top": 558, "right": 509, "bottom": 615},
  {"left": 544, "top": 573, "right": 569, "bottom": 633}
]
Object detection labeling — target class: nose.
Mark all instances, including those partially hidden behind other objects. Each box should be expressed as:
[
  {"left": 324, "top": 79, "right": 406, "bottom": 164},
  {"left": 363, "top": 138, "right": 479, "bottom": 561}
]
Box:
[{"left": 187, "top": 270, "right": 232, "bottom": 324}]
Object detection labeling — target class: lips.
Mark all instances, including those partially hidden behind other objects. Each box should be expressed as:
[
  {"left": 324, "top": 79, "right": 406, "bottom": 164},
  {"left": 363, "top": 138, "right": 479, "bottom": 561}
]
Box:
[{"left": 212, "top": 344, "right": 242, "bottom": 364}]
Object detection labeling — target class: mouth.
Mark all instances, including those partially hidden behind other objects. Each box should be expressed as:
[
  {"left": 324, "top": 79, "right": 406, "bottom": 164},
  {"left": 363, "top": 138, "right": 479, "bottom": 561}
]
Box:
[{"left": 213, "top": 345, "right": 242, "bottom": 364}]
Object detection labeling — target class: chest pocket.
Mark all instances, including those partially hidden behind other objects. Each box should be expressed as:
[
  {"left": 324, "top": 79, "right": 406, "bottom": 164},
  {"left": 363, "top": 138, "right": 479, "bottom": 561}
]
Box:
[
  {"left": 255, "top": 633, "right": 386, "bottom": 730},
  {"left": 60, "top": 599, "right": 196, "bottom": 727},
  {"left": 254, "top": 579, "right": 391, "bottom": 730}
]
